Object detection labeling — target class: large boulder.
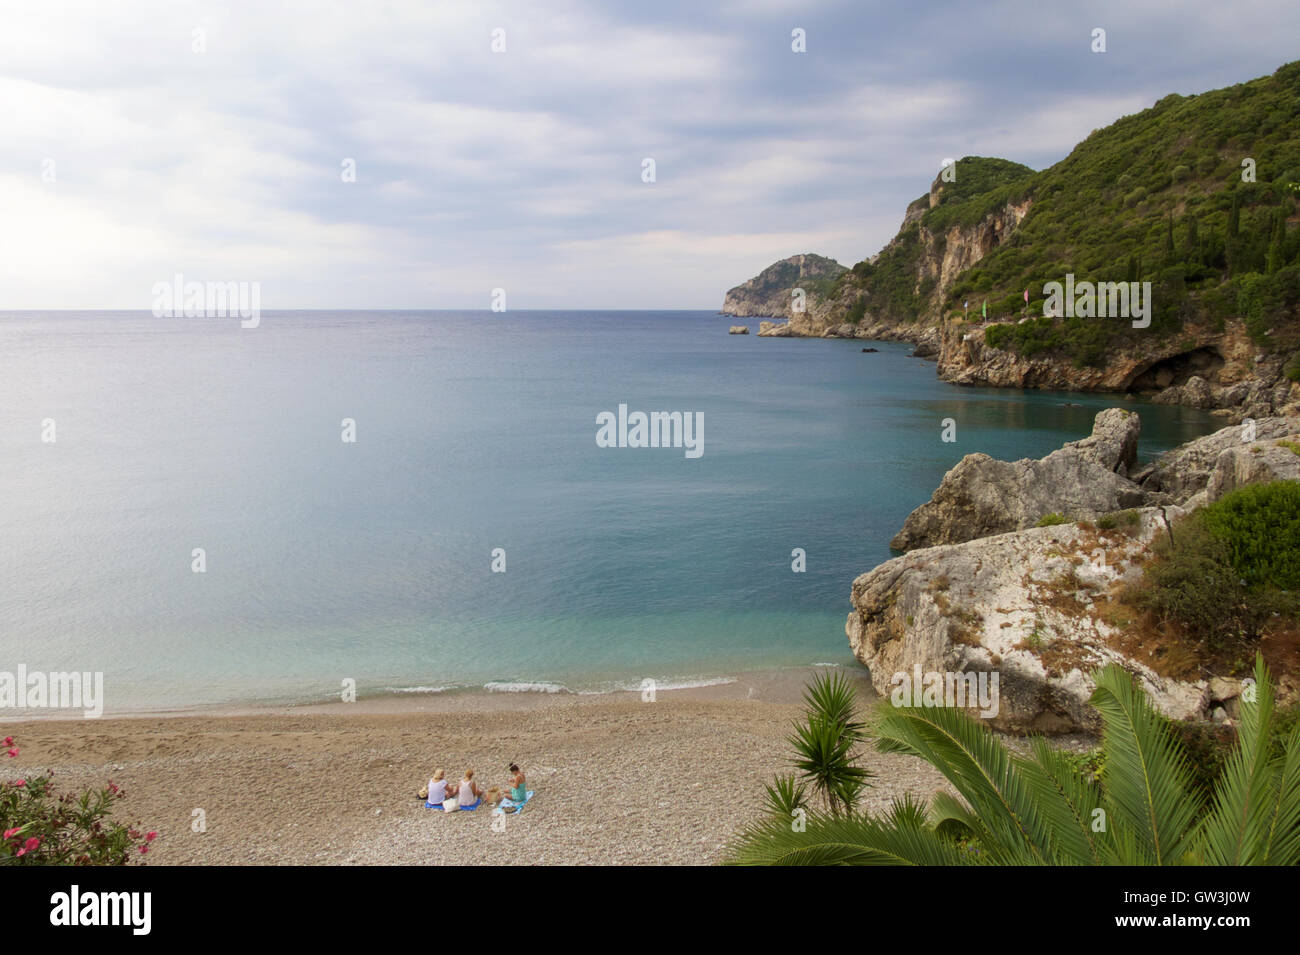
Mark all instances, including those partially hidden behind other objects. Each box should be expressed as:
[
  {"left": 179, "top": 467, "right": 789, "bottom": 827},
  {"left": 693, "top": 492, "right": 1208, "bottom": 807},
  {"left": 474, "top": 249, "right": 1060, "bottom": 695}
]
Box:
[
  {"left": 1205, "top": 438, "right": 1300, "bottom": 502},
  {"left": 1140, "top": 416, "right": 1299, "bottom": 502},
  {"left": 849, "top": 509, "right": 1208, "bottom": 734},
  {"left": 890, "top": 409, "right": 1144, "bottom": 551}
]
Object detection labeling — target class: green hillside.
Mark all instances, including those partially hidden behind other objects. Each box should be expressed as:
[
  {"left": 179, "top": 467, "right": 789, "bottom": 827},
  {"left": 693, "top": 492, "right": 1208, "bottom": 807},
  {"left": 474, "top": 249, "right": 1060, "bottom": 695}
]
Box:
[
  {"left": 842, "top": 61, "right": 1300, "bottom": 369},
  {"left": 834, "top": 158, "right": 1035, "bottom": 325},
  {"left": 742, "top": 253, "right": 846, "bottom": 301}
]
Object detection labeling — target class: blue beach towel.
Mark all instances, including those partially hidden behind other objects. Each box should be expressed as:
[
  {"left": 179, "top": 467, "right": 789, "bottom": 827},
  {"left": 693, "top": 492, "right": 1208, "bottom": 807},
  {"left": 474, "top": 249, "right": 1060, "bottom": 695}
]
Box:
[
  {"left": 426, "top": 797, "right": 483, "bottom": 812},
  {"left": 492, "top": 790, "right": 535, "bottom": 815}
]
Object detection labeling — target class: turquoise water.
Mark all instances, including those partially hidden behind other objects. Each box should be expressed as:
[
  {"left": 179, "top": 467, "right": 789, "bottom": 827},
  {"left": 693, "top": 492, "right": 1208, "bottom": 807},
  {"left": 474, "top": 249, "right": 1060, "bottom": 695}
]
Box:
[{"left": 0, "top": 310, "right": 1219, "bottom": 710}]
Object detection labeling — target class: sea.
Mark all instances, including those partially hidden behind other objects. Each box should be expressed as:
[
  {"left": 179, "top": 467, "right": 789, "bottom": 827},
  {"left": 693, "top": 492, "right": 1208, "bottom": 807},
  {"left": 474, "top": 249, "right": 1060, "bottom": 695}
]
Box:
[{"left": 0, "top": 310, "right": 1220, "bottom": 712}]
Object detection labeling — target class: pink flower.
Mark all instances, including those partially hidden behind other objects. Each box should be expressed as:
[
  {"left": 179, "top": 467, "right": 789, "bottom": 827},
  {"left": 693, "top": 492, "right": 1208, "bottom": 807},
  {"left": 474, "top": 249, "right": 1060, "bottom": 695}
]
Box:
[
  {"left": 139, "top": 845, "right": 149, "bottom": 855},
  {"left": 5, "top": 747, "right": 17, "bottom": 758},
  {"left": 3, "top": 828, "right": 20, "bottom": 840},
  {"left": 2, "top": 736, "right": 12, "bottom": 745},
  {"left": 107, "top": 782, "right": 119, "bottom": 794},
  {"left": 14, "top": 779, "right": 25, "bottom": 788},
  {"left": 15, "top": 836, "right": 40, "bottom": 857},
  {"left": 145, "top": 831, "right": 157, "bottom": 842}
]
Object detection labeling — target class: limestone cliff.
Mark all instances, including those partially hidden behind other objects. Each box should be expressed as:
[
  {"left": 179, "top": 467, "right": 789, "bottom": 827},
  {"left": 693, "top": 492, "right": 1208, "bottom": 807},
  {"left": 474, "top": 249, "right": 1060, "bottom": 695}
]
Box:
[
  {"left": 936, "top": 319, "right": 1298, "bottom": 421},
  {"left": 848, "top": 412, "right": 1300, "bottom": 734},
  {"left": 720, "top": 253, "right": 846, "bottom": 322}
]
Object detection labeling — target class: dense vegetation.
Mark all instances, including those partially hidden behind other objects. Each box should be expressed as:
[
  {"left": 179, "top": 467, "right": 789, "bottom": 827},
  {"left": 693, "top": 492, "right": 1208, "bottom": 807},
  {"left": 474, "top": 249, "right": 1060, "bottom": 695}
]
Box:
[
  {"left": 834, "top": 157, "right": 1033, "bottom": 324},
  {"left": 1127, "top": 480, "right": 1300, "bottom": 651},
  {"left": 837, "top": 61, "right": 1300, "bottom": 367},
  {"left": 729, "top": 253, "right": 846, "bottom": 307},
  {"left": 728, "top": 657, "right": 1300, "bottom": 865}
]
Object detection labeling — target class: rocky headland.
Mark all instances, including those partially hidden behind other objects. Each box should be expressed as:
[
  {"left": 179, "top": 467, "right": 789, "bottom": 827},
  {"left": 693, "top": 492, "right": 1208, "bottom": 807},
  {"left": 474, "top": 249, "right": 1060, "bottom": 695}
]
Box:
[
  {"left": 722, "top": 63, "right": 1300, "bottom": 424},
  {"left": 847, "top": 410, "right": 1300, "bottom": 734}
]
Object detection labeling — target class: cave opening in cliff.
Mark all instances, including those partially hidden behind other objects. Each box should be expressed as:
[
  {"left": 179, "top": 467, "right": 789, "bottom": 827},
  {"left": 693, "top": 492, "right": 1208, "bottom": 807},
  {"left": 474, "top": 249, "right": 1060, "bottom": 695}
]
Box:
[{"left": 1125, "top": 346, "right": 1225, "bottom": 392}]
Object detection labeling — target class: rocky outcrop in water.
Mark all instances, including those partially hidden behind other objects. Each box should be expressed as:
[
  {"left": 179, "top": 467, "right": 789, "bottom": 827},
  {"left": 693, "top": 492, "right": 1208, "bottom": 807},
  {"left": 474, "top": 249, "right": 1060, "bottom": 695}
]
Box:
[
  {"left": 721, "top": 254, "right": 847, "bottom": 323},
  {"left": 1136, "top": 415, "right": 1300, "bottom": 503},
  {"left": 849, "top": 508, "right": 1206, "bottom": 734},
  {"left": 848, "top": 411, "right": 1300, "bottom": 734},
  {"left": 890, "top": 409, "right": 1144, "bottom": 552},
  {"left": 937, "top": 320, "right": 1297, "bottom": 421}
]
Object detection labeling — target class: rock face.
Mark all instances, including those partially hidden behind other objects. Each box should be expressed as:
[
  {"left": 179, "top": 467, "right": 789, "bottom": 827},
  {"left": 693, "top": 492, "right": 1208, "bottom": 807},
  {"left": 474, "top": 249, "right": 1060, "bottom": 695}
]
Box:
[
  {"left": 937, "top": 320, "right": 1297, "bottom": 420},
  {"left": 721, "top": 254, "right": 847, "bottom": 322},
  {"left": 849, "top": 411, "right": 1300, "bottom": 734},
  {"left": 848, "top": 510, "right": 1208, "bottom": 734},
  {"left": 728, "top": 326, "right": 749, "bottom": 335},
  {"left": 1138, "top": 415, "right": 1300, "bottom": 503},
  {"left": 1206, "top": 440, "right": 1300, "bottom": 501},
  {"left": 891, "top": 409, "right": 1144, "bottom": 551}
]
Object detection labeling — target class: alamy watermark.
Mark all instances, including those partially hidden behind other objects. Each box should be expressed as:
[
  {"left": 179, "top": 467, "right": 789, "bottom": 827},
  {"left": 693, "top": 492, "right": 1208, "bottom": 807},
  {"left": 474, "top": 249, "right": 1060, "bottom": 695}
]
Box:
[
  {"left": 152, "top": 273, "right": 260, "bottom": 328},
  {"left": 890, "top": 665, "right": 999, "bottom": 719},
  {"left": 596, "top": 404, "right": 703, "bottom": 458},
  {"left": 0, "top": 666, "right": 104, "bottom": 718},
  {"left": 1043, "top": 273, "right": 1150, "bottom": 329}
]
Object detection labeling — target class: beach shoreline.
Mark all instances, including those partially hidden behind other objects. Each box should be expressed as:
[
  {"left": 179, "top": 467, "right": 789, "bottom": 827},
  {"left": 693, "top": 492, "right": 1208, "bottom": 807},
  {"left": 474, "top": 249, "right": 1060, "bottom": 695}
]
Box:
[{"left": 1, "top": 666, "right": 969, "bottom": 866}]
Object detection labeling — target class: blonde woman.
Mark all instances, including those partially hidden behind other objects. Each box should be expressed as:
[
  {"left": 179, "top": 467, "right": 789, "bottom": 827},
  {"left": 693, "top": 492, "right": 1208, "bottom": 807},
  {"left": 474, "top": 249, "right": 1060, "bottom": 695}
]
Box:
[
  {"left": 457, "top": 768, "right": 484, "bottom": 808},
  {"left": 425, "top": 769, "right": 448, "bottom": 807}
]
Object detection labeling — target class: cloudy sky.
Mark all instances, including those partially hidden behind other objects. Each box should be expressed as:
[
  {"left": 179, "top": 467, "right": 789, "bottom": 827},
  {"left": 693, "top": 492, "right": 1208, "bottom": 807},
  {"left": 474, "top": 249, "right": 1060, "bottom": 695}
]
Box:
[{"left": 2, "top": 0, "right": 1297, "bottom": 310}]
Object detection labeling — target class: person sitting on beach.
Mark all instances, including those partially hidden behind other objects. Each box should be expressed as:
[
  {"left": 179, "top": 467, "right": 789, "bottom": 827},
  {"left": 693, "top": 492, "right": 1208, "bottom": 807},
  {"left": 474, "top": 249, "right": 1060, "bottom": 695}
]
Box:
[
  {"left": 505, "top": 763, "right": 526, "bottom": 804},
  {"left": 457, "top": 769, "right": 483, "bottom": 806},
  {"left": 426, "top": 769, "right": 448, "bottom": 806}
]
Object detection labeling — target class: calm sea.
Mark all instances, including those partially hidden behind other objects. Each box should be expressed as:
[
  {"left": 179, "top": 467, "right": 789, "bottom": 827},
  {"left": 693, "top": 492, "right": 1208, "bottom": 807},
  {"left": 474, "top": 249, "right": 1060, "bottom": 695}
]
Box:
[{"left": 0, "top": 310, "right": 1218, "bottom": 712}]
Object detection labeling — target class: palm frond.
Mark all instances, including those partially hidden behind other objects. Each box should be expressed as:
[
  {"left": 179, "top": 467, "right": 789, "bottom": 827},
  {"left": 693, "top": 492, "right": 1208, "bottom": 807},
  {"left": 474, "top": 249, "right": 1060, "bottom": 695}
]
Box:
[
  {"left": 726, "top": 794, "right": 978, "bottom": 866},
  {"left": 874, "top": 703, "right": 1054, "bottom": 864},
  {"left": 1018, "top": 739, "right": 1107, "bottom": 865},
  {"left": 1089, "top": 665, "right": 1199, "bottom": 865}
]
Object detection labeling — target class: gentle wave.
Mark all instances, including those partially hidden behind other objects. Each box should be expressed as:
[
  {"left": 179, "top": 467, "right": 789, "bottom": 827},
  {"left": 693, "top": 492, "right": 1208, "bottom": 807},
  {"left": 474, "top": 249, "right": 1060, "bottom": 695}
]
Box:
[
  {"left": 574, "top": 676, "right": 738, "bottom": 695},
  {"left": 483, "top": 681, "right": 569, "bottom": 694},
  {"left": 384, "top": 685, "right": 458, "bottom": 694}
]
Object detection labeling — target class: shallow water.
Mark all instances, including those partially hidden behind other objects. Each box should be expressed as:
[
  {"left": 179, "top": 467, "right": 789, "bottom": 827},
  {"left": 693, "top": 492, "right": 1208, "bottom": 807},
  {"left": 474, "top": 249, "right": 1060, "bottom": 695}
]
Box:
[{"left": 0, "top": 310, "right": 1219, "bottom": 711}]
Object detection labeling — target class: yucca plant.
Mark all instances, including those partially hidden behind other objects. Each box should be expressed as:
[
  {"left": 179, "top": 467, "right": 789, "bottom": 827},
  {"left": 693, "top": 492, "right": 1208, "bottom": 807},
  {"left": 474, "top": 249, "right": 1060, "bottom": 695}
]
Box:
[
  {"left": 786, "top": 671, "right": 872, "bottom": 816},
  {"left": 727, "top": 654, "right": 1300, "bottom": 865}
]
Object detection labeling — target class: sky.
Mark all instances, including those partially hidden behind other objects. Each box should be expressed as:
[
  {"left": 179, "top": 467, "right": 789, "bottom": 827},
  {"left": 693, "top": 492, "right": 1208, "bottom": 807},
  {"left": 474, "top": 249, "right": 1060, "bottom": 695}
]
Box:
[{"left": 1, "top": 0, "right": 1297, "bottom": 310}]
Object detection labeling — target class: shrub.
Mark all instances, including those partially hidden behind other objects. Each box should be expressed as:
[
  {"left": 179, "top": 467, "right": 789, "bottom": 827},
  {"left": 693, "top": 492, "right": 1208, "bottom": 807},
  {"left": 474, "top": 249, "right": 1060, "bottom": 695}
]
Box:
[
  {"left": 1129, "top": 483, "right": 1300, "bottom": 649},
  {"left": 1035, "top": 512, "right": 1071, "bottom": 527},
  {"left": 1284, "top": 351, "right": 1300, "bottom": 382},
  {"left": 1199, "top": 481, "right": 1300, "bottom": 589},
  {"left": 2, "top": 740, "right": 155, "bottom": 865}
]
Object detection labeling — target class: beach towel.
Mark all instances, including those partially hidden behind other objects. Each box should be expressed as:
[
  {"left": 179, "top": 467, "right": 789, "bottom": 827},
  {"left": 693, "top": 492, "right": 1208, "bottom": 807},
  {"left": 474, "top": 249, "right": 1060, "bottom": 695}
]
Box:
[
  {"left": 426, "top": 797, "right": 483, "bottom": 812},
  {"left": 492, "top": 790, "right": 535, "bottom": 815}
]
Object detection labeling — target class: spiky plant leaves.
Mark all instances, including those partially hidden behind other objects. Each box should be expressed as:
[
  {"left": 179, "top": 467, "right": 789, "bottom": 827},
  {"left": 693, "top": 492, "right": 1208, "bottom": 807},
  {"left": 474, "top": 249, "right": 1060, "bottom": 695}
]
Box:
[
  {"left": 1198, "top": 655, "right": 1300, "bottom": 865},
  {"left": 762, "top": 774, "right": 808, "bottom": 820},
  {"left": 725, "top": 794, "right": 976, "bottom": 866},
  {"left": 787, "top": 715, "right": 870, "bottom": 815},
  {"left": 1088, "top": 665, "right": 1199, "bottom": 865},
  {"left": 874, "top": 703, "right": 1052, "bottom": 863}
]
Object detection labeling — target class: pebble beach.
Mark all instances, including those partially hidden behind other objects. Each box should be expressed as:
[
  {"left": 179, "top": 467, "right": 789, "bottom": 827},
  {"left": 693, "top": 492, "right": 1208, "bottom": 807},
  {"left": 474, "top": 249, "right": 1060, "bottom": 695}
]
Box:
[{"left": 4, "top": 670, "right": 960, "bottom": 865}]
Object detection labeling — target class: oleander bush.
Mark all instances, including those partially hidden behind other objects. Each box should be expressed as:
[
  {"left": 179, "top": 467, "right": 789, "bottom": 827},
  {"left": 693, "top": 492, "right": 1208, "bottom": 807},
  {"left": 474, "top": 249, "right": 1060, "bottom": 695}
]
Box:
[{"left": 1, "top": 738, "right": 155, "bottom": 865}]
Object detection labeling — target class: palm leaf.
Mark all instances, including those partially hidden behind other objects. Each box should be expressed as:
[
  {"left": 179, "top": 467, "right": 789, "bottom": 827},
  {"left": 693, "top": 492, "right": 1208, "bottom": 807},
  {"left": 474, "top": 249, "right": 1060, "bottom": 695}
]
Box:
[
  {"left": 874, "top": 703, "right": 1053, "bottom": 863},
  {"left": 1089, "top": 665, "right": 1199, "bottom": 865},
  {"left": 1197, "top": 654, "right": 1279, "bottom": 864},
  {"left": 1018, "top": 739, "right": 1107, "bottom": 865},
  {"left": 726, "top": 795, "right": 977, "bottom": 866}
]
